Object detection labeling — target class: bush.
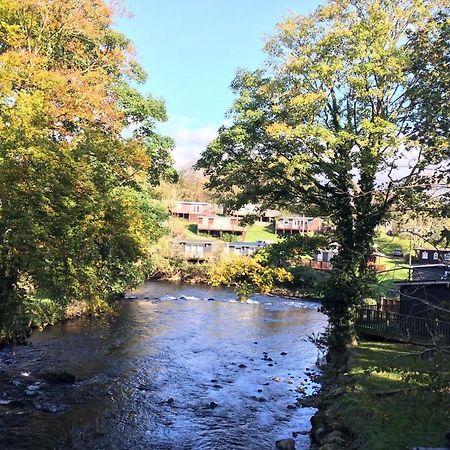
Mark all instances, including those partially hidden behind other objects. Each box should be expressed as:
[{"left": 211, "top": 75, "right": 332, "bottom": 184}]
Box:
[
  {"left": 208, "top": 255, "right": 293, "bottom": 300},
  {"left": 288, "top": 265, "right": 330, "bottom": 297}
]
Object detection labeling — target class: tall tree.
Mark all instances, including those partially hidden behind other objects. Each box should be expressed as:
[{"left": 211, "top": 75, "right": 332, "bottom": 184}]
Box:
[
  {"left": 407, "top": 11, "right": 450, "bottom": 240},
  {"left": 196, "top": 0, "right": 449, "bottom": 350},
  {"left": 0, "top": 0, "right": 173, "bottom": 337}
]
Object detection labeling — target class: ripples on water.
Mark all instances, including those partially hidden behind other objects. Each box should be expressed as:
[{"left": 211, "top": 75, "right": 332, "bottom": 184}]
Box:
[{"left": 0, "top": 281, "right": 327, "bottom": 450}]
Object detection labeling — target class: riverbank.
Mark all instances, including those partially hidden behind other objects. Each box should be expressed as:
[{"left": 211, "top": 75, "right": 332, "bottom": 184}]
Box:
[
  {"left": 0, "top": 296, "right": 115, "bottom": 346},
  {"left": 310, "top": 340, "right": 450, "bottom": 449}
]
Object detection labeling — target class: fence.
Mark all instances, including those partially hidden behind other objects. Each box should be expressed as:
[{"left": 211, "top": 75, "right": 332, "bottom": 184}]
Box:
[{"left": 356, "top": 307, "right": 450, "bottom": 344}]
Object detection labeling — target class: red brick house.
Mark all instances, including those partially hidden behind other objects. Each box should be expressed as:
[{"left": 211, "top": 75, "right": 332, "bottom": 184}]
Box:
[{"left": 170, "top": 201, "right": 215, "bottom": 222}]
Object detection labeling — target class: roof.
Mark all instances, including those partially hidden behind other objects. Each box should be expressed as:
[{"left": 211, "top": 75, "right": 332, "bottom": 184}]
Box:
[
  {"left": 177, "top": 240, "right": 216, "bottom": 245},
  {"left": 228, "top": 241, "right": 266, "bottom": 248},
  {"left": 414, "top": 247, "right": 450, "bottom": 252},
  {"left": 410, "top": 264, "right": 449, "bottom": 268},
  {"left": 395, "top": 280, "right": 450, "bottom": 286}
]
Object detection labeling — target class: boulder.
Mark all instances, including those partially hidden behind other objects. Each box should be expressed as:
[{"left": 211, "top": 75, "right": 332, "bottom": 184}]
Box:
[
  {"left": 40, "top": 372, "right": 75, "bottom": 384},
  {"left": 275, "top": 438, "right": 296, "bottom": 450}
]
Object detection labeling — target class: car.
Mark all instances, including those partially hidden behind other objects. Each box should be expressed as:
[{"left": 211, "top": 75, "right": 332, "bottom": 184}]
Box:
[{"left": 392, "top": 248, "right": 404, "bottom": 257}]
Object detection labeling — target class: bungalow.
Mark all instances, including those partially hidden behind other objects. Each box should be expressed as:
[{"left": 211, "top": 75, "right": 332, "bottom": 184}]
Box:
[
  {"left": 397, "top": 263, "right": 450, "bottom": 320},
  {"left": 197, "top": 216, "right": 245, "bottom": 237},
  {"left": 170, "top": 201, "right": 215, "bottom": 222},
  {"left": 310, "top": 248, "right": 338, "bottom": 270},
  {"left": 232, "top": 204, "right": 280, "bottom": 223},
  {"left": 227, "top": 241, "right": 268, "bottom": 257},
  {"left": 176, "top": 240, "right": 223, "bottom": 261},
  {"left": 413, "top": 247, "right": 450, "bottom": 265},
  {"left": 275, "top": 216, "right": 324, "bottom": 235}
]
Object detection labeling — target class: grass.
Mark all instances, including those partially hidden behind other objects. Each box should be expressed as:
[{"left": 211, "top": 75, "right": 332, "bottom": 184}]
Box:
[
  {"left": 336, "top": 341, "right": 450, "bottom": 450},
  {"left": 374, "top": 233, "right": 411, "bottom": 256},
  {"left": 245, "top": 222, "right": 279, "bottom": 242},
  {"left": 168, "top": 217, "right": 220, "bottom": 241}
]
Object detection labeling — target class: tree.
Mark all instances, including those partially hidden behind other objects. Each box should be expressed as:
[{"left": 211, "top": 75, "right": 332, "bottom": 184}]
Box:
[
  {"left": 407, "top": 11, "right": 450, "bottom": 241},
  {"left": 196, "top": 0, "right": 449, "bottom": 350},
  {"left": 0, "top": 0, "right": 173, "bottom": 338}
]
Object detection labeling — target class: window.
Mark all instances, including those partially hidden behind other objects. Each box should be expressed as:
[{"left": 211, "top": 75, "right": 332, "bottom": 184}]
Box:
[
  {"left": 433, "top": 252, "right": 439, "bottom": 260},
  {"left": 444, "top": 253, "right": 450, "bottom": 261},
  {"left": 193, "top": 205, "right": 200, "bottom": 213},
  {"left": 422, "top": 251, "right": 428, "bottom": 260}
]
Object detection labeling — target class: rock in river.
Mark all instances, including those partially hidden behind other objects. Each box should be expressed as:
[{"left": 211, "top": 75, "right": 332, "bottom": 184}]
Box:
[
  {"left": 40, "top": 372, "right": 76, "bottom": 384},
  {"left": 275, "top": 438, "right": 296, "bottom": 450}
]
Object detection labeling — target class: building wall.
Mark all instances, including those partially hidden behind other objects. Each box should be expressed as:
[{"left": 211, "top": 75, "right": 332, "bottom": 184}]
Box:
[{"left": 400, "top": 283, "right": 450, "bottom": 320}]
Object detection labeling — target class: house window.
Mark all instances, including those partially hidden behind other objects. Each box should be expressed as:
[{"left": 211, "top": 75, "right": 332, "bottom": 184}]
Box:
[
  {"left": 422, "top": 251, "right": 428, "bottom": 260},
  {"left": 433, "top": 252, "right": 439, "bottom": 260},
  {"left": 444, "top": 253, "right": 450, "bottom": 261},
  {"left": 193, "top": 205, "right": 200, "bottom": 213}
]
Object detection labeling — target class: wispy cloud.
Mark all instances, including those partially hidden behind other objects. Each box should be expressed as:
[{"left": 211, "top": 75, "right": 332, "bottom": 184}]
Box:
[{"left": 159, "top": 116, "right": 220, "bottom": 168}]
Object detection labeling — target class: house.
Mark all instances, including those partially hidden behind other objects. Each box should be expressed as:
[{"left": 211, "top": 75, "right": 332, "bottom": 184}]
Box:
[
  {"left": 170, "top": 201, "right": 215, "bottom": 222},
  {"left": 310, "top": 248, "right": 338, "bottom": 270},
  {"left": 413, "top": 247, "right": 450, "bottom": 265},
  {"left": 397, "top": 263, "right": 450, "bottom": 320},
  {"left": 232, "top": 204, "right": 280, "bottom": 223},
  {"left": 227, "top": 241, "right": 268, "bottom": 257},
  {"left": 408, "top": 263, "right": 450, "bottom": 281},
  {"left": 275, "top": 216, "right": 324, "bottom": 235},
  {"left": 176, "top": 240, "right": 223, "bottom": 261},
  {"left": 197, "top": 216, "right": 245, "bottom": 237}
]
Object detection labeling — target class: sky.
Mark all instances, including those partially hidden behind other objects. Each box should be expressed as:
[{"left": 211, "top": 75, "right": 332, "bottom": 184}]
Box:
[{"left": 115, "top": 0, "right": 322, "bottom": 168}]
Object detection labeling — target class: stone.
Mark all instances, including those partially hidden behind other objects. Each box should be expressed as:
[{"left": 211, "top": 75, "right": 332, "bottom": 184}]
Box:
[
  {"left": 166, "top": 398, "right": 174, "bottom": 405},
  {"left": 314, "top": 426, "right": 328, "bottom": 443},
  {"left": 40, "top": 372, "right": 76, "bottom": 384},
  {"left": 238, "top": 364, "right": 247, "bottom": 368},
  {"left": 275, "top": 438, "right": 296, "bottom": 450},
  {"left": 287, "top": 404, "right": 296, "bottom": 410},
  {"left": 292, "top": 431, "right": 309, "bottom": 437},
  {"left": 209, "top": 401, "right": 219, "bottom": 409},
  {"left": 281, "top": 352, "right": 288, "bottom": 356}
]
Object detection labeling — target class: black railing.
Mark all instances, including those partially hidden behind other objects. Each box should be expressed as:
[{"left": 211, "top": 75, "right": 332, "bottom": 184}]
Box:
[{"left": 356, "top": 308, "right": 450, "bottom": 344}]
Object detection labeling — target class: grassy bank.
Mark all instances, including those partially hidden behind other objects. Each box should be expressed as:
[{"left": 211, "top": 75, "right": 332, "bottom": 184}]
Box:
[
  {"left": 327, "top": 341, "right": 450, "bottom": 449},
  {"left": 0, "top": 296, "right": 112, "bottom": 345}
]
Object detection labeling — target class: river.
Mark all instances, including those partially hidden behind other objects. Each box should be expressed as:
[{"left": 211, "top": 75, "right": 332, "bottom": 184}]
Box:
[{"left": 0, "top": 281, "right": 327, "bottom": 450}]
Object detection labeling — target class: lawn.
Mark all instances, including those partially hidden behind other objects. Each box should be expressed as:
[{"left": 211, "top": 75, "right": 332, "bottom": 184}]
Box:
[
  {"left": 374, "top": 233, "right": 411, "bottom": 256},
  {"left": 336, "top": 341, "right": 450, "bottom": 450},
  {"left": 245, "top": 222, "right": 279, "bottom": 242},
  {"left": 168, "top": 217, "right": 220, "bottom": 241}
]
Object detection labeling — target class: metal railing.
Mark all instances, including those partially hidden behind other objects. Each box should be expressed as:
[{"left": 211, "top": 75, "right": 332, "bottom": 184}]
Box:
[{"left": 356, "top": 307, "right": 450, "bottom": 344}]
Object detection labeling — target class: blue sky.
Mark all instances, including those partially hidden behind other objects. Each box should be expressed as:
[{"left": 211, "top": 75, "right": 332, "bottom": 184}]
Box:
[{"left": 115, "top": 0, "right": 322, "bottom": 167}]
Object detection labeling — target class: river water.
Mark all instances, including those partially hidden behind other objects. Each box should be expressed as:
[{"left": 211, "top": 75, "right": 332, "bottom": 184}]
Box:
[{"left": 0, "top": 281, "right": 327, "bottom": 450}]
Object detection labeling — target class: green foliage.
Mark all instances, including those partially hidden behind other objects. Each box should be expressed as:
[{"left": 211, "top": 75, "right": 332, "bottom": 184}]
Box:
[
  {"left": 196, "top": 0, "right": 448, "bottom": 350},
  {"left": 0, "top": 0, "right": 173, "bottom": 340},
  {"left": 24, "top": 296, "right": 66, "bottom": 331},
  {"left": 256, "top": 234, "right": 329, "bottom": 266},
  {"left": 288, "top": 265, "right": 330, "bottom": 297},
  {"left": 208, "top": 255, "right": 293, "bottom": 301}
]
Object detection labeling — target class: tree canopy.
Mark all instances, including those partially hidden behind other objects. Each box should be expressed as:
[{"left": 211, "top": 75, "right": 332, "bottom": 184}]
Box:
[
  {"left": 0, "top": 0, "right": 173, "bottom": 337},
  {"left": 197, "top": 0, "right": 450, "bottom": 349}
]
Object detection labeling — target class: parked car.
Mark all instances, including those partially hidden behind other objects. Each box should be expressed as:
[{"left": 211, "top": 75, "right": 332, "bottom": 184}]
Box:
[{"left": 392, "top": 248, "right": 404, "bottom": 257}]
